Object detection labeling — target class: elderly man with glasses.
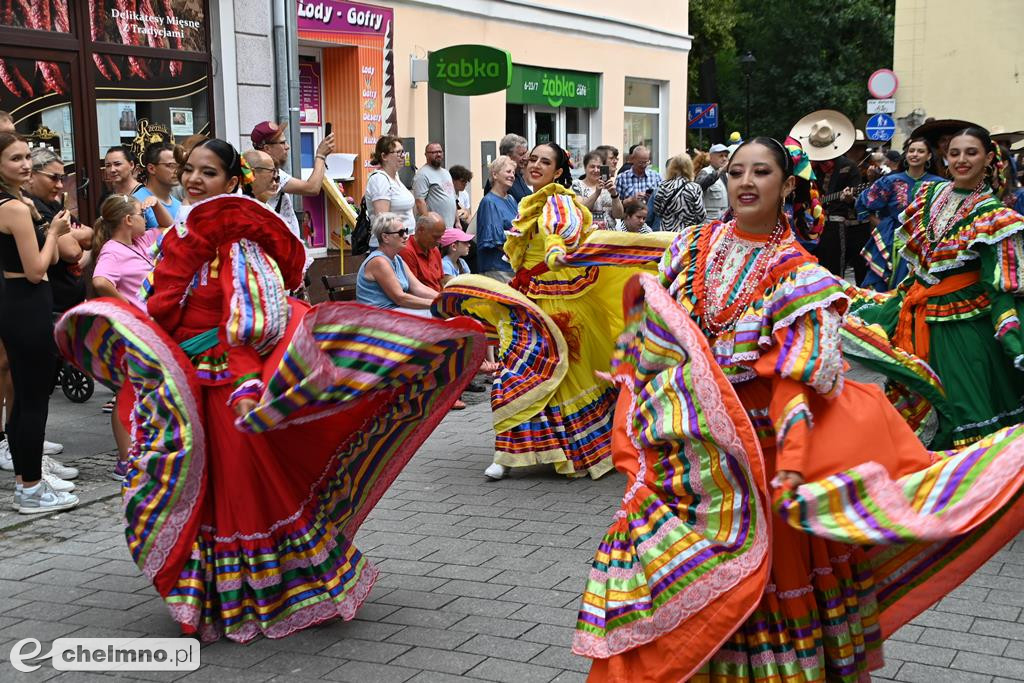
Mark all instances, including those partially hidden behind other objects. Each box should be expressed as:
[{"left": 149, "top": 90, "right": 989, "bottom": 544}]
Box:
[
  {"left": 614, "top": 145, "right": 662, "bottom": 202},
  {"left": 242, "top": 149, "right": 281, "bottom": 205}
]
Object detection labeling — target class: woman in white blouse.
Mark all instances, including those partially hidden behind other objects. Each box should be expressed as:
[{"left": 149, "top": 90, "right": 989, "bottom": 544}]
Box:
[
  {"left": 571, "top": 151, "right": 623, "bottom": 230},
  {"left": 363, "top": 136, "right": 416, "bottom": 248}
]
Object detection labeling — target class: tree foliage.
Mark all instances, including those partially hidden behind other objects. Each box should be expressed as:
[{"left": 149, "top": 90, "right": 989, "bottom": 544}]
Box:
[
  {"left": 687, "top": 0, "right": 741, "bottom": 98},
  {"left": 690, "top": 0, "right": 895, "bottom": 141}
]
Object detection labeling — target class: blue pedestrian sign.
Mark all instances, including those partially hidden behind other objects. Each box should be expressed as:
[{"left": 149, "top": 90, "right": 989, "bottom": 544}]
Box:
[
  {"left": 865, "top": 113, "right": 896, "bottom": 141},
  {"left": 687, "top": 103, "right": 719, "bottom": 129}
]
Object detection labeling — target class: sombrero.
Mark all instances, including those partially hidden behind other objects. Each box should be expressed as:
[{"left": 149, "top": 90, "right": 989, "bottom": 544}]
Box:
[
  {"left": 789, "top": 109, "right": 856, "bottom": 161},
  {"left": 909, "top": 119, "right": 975, "bottom": 147},
  {"left": 990, "top": 127, "right": 1024, "bottom": 146}
]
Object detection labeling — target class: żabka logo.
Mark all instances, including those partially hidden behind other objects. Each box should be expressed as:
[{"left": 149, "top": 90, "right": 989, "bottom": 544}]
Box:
[
  {"left": 434, "top": 58, "right": 502, "bottom": 89},
  {"left": 427, "top": 45, "right": 511, "bottom": 96},
  {"left": 10, "top": 637, "right": 200, "bottom": 673}
]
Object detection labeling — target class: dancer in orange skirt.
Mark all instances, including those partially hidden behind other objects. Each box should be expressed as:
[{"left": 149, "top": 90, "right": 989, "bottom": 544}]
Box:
[{"left": 573, "top": 137, "right": 1024, "bottom": 682}]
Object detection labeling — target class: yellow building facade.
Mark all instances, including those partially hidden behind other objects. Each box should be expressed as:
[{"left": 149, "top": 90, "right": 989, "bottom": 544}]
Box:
[{"left": 893, "top": 0, "right": 1024, "bottom": 144}]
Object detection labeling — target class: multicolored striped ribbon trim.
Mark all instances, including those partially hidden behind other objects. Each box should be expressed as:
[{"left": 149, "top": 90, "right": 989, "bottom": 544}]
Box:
[
  {"left": 55, "top": 300, "right": 206, "bottom": 586},
  {"left": 778, "top": 424, "right": 1024, "bottom": 544},
  {"left": 434, "top": 275, "right": 568, "bottom": 434},
  {"left": 57, "top": 298, "right": 487, "bottom": 643},
  {"left": 573, "top": 273, "right": 771, "bottom": 660}
]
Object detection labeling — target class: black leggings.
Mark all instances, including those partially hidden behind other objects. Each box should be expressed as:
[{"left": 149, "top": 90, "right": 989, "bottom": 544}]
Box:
[{"left": 0, "top": 278, "right": 57, "bottom": 482}]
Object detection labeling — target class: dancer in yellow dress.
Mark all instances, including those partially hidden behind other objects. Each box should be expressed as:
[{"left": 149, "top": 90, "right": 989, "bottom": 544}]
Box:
[{"left": 435, "top": 142, "right": 672, "bottom": 480}]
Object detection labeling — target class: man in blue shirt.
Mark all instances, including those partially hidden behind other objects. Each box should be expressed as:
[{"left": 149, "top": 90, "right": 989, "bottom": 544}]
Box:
[
  {"left": 614, "top": 145, "right": 662, "bottom": 202},
  {"left": 133, "top": 142, "right": 180, "bottom": 228}
]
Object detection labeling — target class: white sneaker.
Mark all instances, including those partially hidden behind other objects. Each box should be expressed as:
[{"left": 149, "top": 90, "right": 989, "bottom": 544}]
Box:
[
  {"left": 0, "top": 439, "right": 11, "bottom": 472},
  {"left": 18, "top": 480, "right": 78, "bottom": 514},
  {"left": 484, "top": 462, "right": 509, "bottom": 480},
  {"left": 42, "top": 472, "right": 75, "bottom": 493},
  {"left": 43, "top": 439, "right": 64, "bottom": 455},
  {"left": 42, "top": 455, "right": 78, "bottom": 480}
]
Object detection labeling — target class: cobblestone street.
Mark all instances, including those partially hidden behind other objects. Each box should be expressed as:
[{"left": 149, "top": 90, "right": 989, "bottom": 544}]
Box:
[{"left": 1, "top": 390, "right": 1023, "bottom": 681}]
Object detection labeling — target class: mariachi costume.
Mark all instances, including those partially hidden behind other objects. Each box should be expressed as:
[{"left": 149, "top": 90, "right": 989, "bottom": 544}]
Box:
[
  {"left": 56, "top": 196, "right": 485, "bottom": 642},
  {"left": 856, "top": 180, "right": 1024, "bottom": 447},
  {"left": 435, "top": 184, "right": 673, "bottom": 478},
  {"left": 573, "top": 219, "right": 1024, "bottom": 682},
  {"left": 856, "top": 170, "right": 945, "bottom": 291}
]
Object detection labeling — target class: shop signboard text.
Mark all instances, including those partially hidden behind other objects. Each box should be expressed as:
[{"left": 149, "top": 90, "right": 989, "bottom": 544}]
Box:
[
  {"left": 507, "top": 65, "right": 600, "bottom": 109},
  {"left": 297, "top": 0, "right": 390, "bottom": 35},
  {"left": 428, "top": 45, "right": 512, "bottom": 96}
]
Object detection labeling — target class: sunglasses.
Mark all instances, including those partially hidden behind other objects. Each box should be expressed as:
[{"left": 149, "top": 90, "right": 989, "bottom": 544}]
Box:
[
  {"left": 384, "top": 228, "right": 409, "bottom": 237},
  {"left": 35, "top": 171, "right": 67, "bottom": 182}
]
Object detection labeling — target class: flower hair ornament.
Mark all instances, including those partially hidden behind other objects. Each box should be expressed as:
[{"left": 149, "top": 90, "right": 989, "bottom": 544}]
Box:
[
  {"left": 239, "top": 155, "right": 256, "bottom": 187},
  {"left": 784, "top": 137, "right": 825, "bottom": 242}
]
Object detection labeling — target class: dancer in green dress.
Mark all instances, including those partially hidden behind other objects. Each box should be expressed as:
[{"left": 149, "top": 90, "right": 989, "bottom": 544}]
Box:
[{"left": 857, "top": 126, "right": 1024, "bottom": 447}]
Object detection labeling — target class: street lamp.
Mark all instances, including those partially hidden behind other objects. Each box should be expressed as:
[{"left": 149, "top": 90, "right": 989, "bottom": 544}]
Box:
[{"left": 739, "top": 50, "right": 756, "bottom": 139}]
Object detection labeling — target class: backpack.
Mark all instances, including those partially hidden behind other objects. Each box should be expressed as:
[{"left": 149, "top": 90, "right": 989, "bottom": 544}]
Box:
[
  {"left": 351, "top": 195, "right": 371, "bottom": 255},
  {"left": 352, "top": 170, "right": 387, "bottom": 256}
]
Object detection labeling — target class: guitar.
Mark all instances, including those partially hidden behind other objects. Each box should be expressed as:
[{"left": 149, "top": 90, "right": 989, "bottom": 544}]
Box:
[{"left": 819, "top": 181, "right": 872, "bottom": 206}]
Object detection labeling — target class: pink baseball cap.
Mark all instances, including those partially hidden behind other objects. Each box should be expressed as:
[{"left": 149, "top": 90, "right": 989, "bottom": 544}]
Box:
[{"left": 439, "top": 227, "right": 474, "bottom": 249}]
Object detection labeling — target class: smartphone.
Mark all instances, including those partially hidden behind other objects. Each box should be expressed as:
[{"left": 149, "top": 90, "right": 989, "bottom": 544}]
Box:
[
  {"left": 325, "top": 122, "right": 333, "bottom": 138},
  {"left": 61, "top": 191, "right": 68, "bottom": 209},
  {"left": 645, "top": 188, "right": 654, "bottom": 198},
  {"left": 600, "top": 165, "right": 610, "bottom": 182}
]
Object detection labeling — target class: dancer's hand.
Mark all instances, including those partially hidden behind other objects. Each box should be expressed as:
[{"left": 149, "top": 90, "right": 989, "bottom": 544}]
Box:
[
  {"left": 776, "top": 470, "right": 804, "bottom": 489},
  {"left": 234, "top": 398, "right": 257, "bottom": 417}
]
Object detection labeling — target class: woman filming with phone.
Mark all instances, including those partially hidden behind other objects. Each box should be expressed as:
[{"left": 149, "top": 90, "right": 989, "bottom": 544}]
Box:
[{"left": 572, "top": 151, "right": 623, "bottom": 230}]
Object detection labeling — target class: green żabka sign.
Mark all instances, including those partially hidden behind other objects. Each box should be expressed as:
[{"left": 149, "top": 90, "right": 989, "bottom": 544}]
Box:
[
  {"left": 429, "top": 45, "right": 512, "bottom": 96},
  {"left": 507, "top": 65, "right": 600, "bottom": 109}
]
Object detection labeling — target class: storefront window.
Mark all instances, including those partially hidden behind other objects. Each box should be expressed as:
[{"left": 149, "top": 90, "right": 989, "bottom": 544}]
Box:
[
  {"left": 88, "top": 0, "right": 207, "bottom": 52},
  {"left": 0, "top": 1, "right": 74, "bottom": 33},
  {"left": 93, "top": 55, "right": 210, "bottom": 161},
  {"left": 624, "top": 78, "right": 662, "bottom": 168},
  {"left": 565, "top": 107, "right": 590, "bottom": 174}
]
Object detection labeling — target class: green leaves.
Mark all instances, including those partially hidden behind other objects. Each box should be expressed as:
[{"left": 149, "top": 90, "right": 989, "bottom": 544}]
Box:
[{"left": 690, "top": 0, "right": 895, "bottom": 140}]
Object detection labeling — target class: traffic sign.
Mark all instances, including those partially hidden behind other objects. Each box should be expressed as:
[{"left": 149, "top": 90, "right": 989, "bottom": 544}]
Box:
[
  {"left": 867, "top": 98, "right": 896, "bottom": 114},
  {"left": 868, "top": 69, "right": 899, "bottom": 99},
  {"left": 687, "top": 103, "right": 719, "bottom": 129},
  {"left": 865, "top": 113, "right": 896, "bottom": 141}
]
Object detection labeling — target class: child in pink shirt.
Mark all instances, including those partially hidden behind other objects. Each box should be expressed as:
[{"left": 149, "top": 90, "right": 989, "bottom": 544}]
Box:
[{"left": 92, "top": 194, "right": 160, "bottom": 310}]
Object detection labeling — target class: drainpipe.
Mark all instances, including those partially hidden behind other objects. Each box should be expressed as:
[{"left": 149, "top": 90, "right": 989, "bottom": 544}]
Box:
[{"left": 272, "top": 0, "right": 302, "bottom": 182}]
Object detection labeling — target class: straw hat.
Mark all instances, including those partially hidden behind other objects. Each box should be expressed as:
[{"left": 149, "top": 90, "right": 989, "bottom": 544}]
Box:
[{"left": 789, "top": 109, "right": 856, "bottom": 161}]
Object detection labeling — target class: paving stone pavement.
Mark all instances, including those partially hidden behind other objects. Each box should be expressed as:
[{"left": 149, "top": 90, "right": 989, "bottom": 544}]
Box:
[{"left": 1, "top": 388, "right": 1024, "bottom": 681}]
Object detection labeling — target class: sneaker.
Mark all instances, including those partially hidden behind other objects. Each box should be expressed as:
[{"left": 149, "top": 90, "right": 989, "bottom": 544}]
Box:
[
  {"left": 484, "top": 463, "right": 509, "bottom": 480},
  {"left": 0, "top": 439, "right": 11, "bottom": 472},
  {"left": 111, "top": 460, "right": 129, "bottom": 481},
  {"left": 42, "top": 455, "right": 78, "bottom": 481},
  {"left": 42, "top": 439, "right": 63, "bottom": 455},
  {"left": 102, "top": 400, "right": 115, "bottom": 414},
  {"left": 42, "top": 472, "right": 75, "bottom": 493},
  {"left": 18, "top": 480, "right": 78, "bottom": 515}
]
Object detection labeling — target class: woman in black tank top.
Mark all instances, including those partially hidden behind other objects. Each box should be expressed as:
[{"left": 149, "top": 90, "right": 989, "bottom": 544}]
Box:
[{"left": 0, "top": 132, "right": 77, "bottom": 514}]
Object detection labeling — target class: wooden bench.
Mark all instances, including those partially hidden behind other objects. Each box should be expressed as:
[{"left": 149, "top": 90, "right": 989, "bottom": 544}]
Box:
[{"left": 322, "top": 273, "right": 359, "bottom": 302}]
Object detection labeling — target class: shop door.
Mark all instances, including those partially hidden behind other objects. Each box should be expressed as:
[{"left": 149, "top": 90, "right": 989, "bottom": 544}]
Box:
[
  {"left": 528, "top": 106, "right": 562, "bottom": 148},
  {"left": 0, "top": 47, "right": 93, "bottom": 220}
]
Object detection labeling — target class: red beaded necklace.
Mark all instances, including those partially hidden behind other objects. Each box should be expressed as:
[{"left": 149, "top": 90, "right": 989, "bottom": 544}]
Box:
[{"left": 701, "top": 221, "right": 788, "bottom": 336}]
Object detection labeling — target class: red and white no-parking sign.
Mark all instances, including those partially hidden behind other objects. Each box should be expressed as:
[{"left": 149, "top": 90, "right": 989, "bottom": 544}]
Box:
[{"left": 868, "top": 69, "right": 899, "bottom": 99}]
